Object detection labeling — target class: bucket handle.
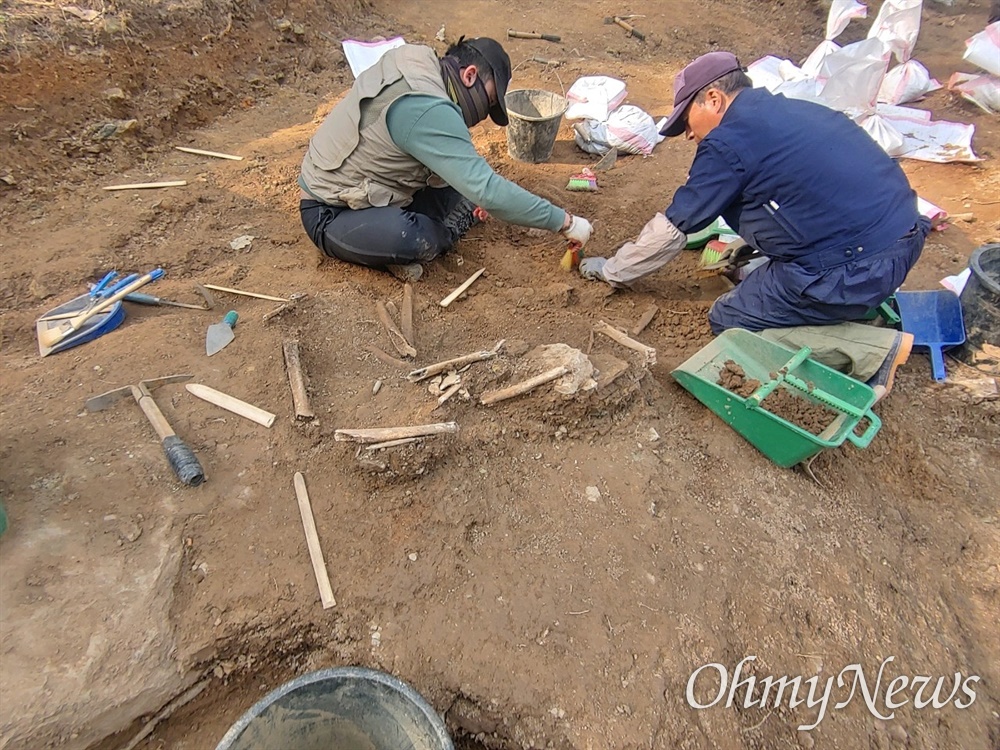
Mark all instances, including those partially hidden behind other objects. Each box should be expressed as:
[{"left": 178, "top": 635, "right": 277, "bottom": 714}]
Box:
[{"left": 845, "top": 410, "right": 882, "bottom": 448}]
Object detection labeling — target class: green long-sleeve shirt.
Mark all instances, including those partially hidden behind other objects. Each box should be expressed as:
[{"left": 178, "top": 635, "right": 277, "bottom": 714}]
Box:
[{"left": 386, "top": 94, "right": 565, "bottom": 232}]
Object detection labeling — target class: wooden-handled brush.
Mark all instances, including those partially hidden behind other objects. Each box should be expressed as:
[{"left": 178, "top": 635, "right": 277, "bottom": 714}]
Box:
[{"left": 37, "top": 269, "right": 164, "bottom": 350}]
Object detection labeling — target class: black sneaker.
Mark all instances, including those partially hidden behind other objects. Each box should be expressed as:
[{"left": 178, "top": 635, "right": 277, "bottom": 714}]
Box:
[
  {"left": 387, "top": 263, "right": 423, "bottom": 282},
  {"left": 866, "top": 331, "right": 914, "bottom": 399},
  {"left": 442, "top": 197, "right": 480, "bottom": 241}
]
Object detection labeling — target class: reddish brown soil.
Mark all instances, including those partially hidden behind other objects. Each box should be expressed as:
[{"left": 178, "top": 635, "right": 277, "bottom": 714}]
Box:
[{"left": 1, "top": 1, "right": 998, "bottom": 750}]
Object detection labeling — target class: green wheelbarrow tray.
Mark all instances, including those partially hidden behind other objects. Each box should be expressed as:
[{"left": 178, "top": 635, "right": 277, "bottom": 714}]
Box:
[{"left": 671, "top": 329, "right": 882, "bottom": 468}]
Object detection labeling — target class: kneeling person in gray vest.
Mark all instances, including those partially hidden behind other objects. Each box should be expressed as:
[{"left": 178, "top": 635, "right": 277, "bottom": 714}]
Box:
[{"left": 298, "top": 37, "right": 593, "bottom": 281}]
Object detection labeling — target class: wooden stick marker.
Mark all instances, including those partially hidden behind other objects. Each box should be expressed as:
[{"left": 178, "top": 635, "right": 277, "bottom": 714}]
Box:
[
  {"left": 174, "top": 146, "right": 244, "bottom": 161},
  {"left": 103, "top": 181, "right": 187, "bottom": 191},
  {"left": 440, "top": 268, "right": 485, "bottom": 307},
  {"left": 293, "top": 472, "right": 336, "bottom": 609},
  {"left": 185, "top": 383, "right": 276, "bottom": 427}
]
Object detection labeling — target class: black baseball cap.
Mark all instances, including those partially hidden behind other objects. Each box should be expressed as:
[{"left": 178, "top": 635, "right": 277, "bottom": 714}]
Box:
[{"left": 464, "top": 37, "right": 512, "bottom": 126}]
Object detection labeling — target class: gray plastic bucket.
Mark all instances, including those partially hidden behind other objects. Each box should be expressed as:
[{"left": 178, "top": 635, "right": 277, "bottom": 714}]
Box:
[
  {"left": 215, "top": 667, "right": 454, "bottom": 750},
  {"left": 505, "top": 89, "right": 568, "bottom": 163},
  {"left": 957, "top": 243, "right": 1000, "bottom": 359}
]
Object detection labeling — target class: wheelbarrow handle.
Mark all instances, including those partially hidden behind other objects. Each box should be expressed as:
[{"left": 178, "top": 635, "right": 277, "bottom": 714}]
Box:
[{"left": 846, "top": 410, "right": 882, "bottom": 449}]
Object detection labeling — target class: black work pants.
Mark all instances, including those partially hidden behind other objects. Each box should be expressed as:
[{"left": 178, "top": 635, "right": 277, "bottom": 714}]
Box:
[{"left": 299, "top": 186, "right": 465, "bottom": 268}]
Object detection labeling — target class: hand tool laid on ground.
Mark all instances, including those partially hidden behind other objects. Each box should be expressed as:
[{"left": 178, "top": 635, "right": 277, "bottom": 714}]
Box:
[
  {"left": 604, "top": 15, "right": 645, "bottom": 41},
  {"left": 123, "top": 292, "right": 211, "bottom": 310},
  {"left": 38, "top": 272, "right": 139, "bottom": 321},
  {"left": 36, "top": 269, "right": 163, "bottom": 355},
  {"left": 85, "top": 374, "right": 205, "bottom": 486},
  {"left": 507, "top": 29, "right": 561, "bottom": 42},
  {"left": 205, "top": 310, "right": 238, "bottom": 356}
]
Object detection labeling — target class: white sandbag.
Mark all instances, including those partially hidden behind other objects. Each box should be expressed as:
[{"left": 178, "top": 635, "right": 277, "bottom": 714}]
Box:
[
  {"left": 565, "top": 76, "right": 628, "bottom": 121},
  {"left": 802, "top": 40, "right": 841, "bottom": 78},
  {"left": 747, "top": 55, "right": 787, "bottom": 90},
  {"left": 861, "top": 114, "right": 907, "bottom": 156},
  {"left": 867, "top": 0, "right": 923, "bottom": 63},
  {"left": 826, "top": 0, "right": 868, "bottom": 40},
  {"left": 963, "top": 22, "right": 1000, "bottom": 77},
  {"left": 572, "top": 105, "right": 661, "bottom": 156},
  {"left": 818, "top": 38, "right": 892, "bottom": 116},
  {"left": 877, "top": 59, "right": 942, "bottom": 104},
  {"left": 604, "top": 105, "right": 660, "bottom": 155},
  {"left": 948, "top": 72, "right": 1000, "bottom": 114}
]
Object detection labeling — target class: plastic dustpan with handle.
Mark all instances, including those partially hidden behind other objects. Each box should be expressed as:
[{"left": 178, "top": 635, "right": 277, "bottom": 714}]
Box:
[
  {"left": 672, "top": 329, "right": 882, "bottom": 468},
  {"left": 894, "top": 289, "right": 965, "bottom": 381},
  {"left": 36, "top": 292, "right": 126, "bottom": 357}
]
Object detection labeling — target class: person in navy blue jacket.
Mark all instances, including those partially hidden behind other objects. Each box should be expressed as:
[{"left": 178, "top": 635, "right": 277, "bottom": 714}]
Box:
[{"left": 580, "top": 51, "right": 929, "bottom": 397}]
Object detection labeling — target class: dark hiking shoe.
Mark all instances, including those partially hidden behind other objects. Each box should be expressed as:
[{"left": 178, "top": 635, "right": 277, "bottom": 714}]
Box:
[
  {"left": 443, "top": 197, "right": 481, "bottom": 241},
  {"left": 387, "top": 263, "right": 423, "bottom": 283},
  {"left": 866, "top": 331, "right": 914, "bottom": 399}
]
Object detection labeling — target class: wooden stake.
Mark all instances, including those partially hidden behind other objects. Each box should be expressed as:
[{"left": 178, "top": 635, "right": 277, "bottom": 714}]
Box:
[
  {"left": 594, "top": 320, "right": 657, "bottom": 365},
  {"left": 407, "top": 341, "right": 504, "bottom": 382},
  {"left": 480, "top": 366, "right": 569, "bottom": 405},
  {"left": 293, "top": 472, "right": 336, "bottom": 609},
  {"left": 376, "top": 300, "right": 417, "bottom": 358},
  {"left": 203, "top": 284, "right": 288, "bottom": 302},
  {"left": 282, "top": 339, "right": 315, "bottom": 420},
  {"left": 440, "top": 267, "right": 485, "bottom": 307},
  {"left": 103, "top": 180, "right": 187, "bottom": 191},
  {"left": 185, "top": 383, "right": 276, "bottom": 427},
  {"left": 174, "top": 146, "right": 244, "bottom": 161},
  {"left": 334, "top": 422, "right": 459, "bottom": 443},
  {"left": 630, "top": 304, "right": 659, "bottom": 336},
  {"left": 401, "top": 283, "right": 415, "bottom": 349}
]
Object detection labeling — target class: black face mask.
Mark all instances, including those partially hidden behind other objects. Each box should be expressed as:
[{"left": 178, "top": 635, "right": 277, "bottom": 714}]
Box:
[{"left": 440, "top": 55, "right": 492, "bottom": 127}]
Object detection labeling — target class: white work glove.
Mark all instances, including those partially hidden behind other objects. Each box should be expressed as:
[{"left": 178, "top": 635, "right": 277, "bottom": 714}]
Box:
[
  {"left": 562, "top": 214, "right": 594, "bottom": 247},
  {"left": 579, "top": 257, "right": 608, "bottom": 282}
]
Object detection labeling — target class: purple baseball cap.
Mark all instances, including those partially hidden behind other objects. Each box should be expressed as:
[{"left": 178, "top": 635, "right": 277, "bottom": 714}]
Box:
[{"left": 660, "top": 51, "right": 743, "bottom": 137}]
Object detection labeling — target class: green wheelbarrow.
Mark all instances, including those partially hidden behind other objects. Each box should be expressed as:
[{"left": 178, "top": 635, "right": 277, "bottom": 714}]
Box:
[{"left": 672, "top": 329, "right": 882, "bottom": 468}]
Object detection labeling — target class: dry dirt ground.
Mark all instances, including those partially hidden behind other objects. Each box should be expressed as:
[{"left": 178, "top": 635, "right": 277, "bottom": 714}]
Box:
[{"left": 1, "top": 0, "right": 999, "bottom": 748}]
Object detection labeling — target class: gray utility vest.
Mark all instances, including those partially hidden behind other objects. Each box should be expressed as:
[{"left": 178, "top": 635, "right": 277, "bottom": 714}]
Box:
[{"left": 299, "top": 45, "right": 450, "bottom": 209}]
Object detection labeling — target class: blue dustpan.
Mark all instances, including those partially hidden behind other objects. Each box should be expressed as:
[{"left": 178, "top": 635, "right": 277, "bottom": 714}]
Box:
[
  {"left": 895, "top": 290, "right": 966, "bottom": 381},
  {"left": 36, "top": 292, "right": 126, "bottom": 356}
]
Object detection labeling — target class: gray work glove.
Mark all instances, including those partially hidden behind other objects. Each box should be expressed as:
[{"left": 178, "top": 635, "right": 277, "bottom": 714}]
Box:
[{"left": 579, "top": 256, "right": 608, "bottom": 282}]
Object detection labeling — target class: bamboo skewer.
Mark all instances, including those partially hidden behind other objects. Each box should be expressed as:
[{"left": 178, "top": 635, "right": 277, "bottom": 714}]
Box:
[
  {"left": 203, "top": 284, "right": 288, "bottom": 302},
  {"left": 185, "top": 383, "right": 276, "bottom": 427}
]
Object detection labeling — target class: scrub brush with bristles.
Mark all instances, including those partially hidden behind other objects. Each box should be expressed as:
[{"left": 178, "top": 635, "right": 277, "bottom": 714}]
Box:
[{"left": 699, "top": 240, "right": 729, "bottom": 268}]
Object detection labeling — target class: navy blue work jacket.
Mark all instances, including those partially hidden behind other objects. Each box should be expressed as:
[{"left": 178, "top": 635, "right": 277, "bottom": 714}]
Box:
[{"left": 665, "top": 87, "right": 919, "bottom": 273}]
